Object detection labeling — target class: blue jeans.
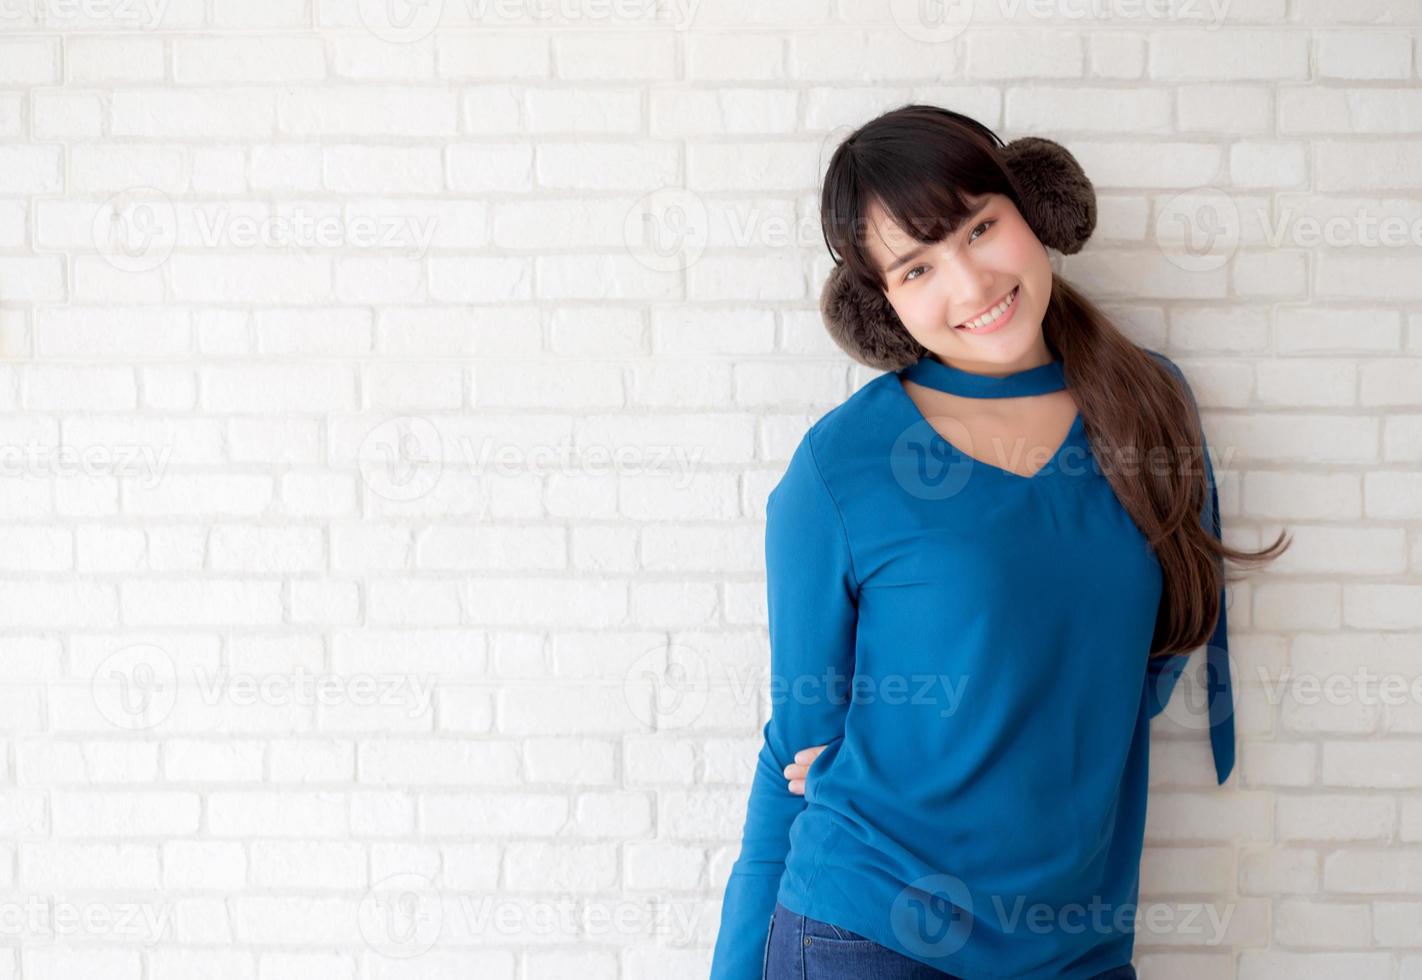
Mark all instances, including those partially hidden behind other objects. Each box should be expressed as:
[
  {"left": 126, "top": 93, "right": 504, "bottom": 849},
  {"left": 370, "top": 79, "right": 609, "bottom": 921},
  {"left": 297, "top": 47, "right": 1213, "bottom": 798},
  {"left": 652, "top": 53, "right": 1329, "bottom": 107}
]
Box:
[{"left": 763, "top": 901, "right": 1137, "bottom": 980}]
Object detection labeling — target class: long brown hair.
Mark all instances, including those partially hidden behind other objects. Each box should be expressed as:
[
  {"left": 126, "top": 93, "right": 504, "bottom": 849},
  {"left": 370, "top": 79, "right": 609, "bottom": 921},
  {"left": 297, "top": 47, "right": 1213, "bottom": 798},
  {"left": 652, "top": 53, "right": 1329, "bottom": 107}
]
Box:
[{"left": 820, "top": 104, "right": 1291, "bottom": 659}]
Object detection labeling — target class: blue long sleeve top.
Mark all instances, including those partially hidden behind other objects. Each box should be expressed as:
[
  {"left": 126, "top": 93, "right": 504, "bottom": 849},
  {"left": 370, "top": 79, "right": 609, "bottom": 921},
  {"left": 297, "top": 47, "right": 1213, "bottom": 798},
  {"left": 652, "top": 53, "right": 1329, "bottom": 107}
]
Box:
[{"left": 709, "top": 347, "right": 1232, "bottom": 980}]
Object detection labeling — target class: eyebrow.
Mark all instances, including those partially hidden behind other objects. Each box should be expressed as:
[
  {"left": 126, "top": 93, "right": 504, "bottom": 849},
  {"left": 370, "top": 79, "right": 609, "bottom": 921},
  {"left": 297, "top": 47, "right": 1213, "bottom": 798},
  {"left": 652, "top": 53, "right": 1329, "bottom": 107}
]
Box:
[{"left": 881, "top": 196, "right": 991, "bottom": 275}]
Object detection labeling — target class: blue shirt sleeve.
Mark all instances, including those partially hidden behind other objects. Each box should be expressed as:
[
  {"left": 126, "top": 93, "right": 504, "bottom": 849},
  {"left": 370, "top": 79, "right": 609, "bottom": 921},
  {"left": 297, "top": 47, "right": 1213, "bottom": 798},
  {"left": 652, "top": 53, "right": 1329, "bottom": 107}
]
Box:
[
  {"left": 709, "top": 430, "right": 860, "bottom": 980},
  {"left": 1143, "top": 352, "right": 1235, "bottom": 785}
]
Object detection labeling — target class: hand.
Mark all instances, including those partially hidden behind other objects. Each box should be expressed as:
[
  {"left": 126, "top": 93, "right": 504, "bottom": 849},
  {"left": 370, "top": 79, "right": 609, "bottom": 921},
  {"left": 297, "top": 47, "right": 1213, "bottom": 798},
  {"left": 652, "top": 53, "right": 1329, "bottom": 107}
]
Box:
[{"left": 783, "top": 744, "right": 828, "bottom": 796}]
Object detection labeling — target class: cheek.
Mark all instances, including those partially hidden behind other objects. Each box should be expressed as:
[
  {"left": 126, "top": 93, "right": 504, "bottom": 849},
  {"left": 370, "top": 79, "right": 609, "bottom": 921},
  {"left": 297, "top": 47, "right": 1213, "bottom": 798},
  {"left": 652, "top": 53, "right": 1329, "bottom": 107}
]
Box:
[
  {"left": 887, "top": 292, "right": 924, "bottom": 332},
  {"left": 991, "top": 221, "right": 1048, "bottom": 272},
  {"left": 886, "top": 290, "right": 937, "bottom": 341}
]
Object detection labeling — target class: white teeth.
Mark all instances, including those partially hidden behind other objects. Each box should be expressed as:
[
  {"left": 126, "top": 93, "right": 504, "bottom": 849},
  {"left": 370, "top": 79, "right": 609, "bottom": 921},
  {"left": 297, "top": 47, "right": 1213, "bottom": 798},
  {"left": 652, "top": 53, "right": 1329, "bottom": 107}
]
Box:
[{"left": 960, "top": 287, "right": 1017, "bottom": 330}]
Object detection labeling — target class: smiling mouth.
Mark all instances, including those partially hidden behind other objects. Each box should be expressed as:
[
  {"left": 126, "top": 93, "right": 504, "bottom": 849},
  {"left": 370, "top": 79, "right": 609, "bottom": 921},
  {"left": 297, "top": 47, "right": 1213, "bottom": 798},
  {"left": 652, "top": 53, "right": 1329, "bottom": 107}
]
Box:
[{"left": 955, "top": 286, "right": 1019, "bottom": 330}]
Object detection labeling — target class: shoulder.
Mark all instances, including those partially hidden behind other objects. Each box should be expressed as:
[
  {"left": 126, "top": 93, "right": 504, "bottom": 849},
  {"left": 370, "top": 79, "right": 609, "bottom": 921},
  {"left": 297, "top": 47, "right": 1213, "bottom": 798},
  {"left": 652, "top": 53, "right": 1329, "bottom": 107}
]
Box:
[
  {"left": 802, "top": 370, "right": 902, "bottom": 459},
  {"left": 776, "top": 371, "right": 901, "bottom": 500},
  {"left": 1141, "top": 345, "right": 1184, "bottom": 381},
  {"left": 1138, "top": 345, "right": 1204, "bottom": 416}
]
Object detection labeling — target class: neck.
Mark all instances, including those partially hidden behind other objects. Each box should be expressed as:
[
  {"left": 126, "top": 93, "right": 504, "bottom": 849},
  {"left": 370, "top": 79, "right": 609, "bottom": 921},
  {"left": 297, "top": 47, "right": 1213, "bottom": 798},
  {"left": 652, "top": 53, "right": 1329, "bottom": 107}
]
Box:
[{"left": 931, "top": 340, "right": 1055, "bottom": 378}]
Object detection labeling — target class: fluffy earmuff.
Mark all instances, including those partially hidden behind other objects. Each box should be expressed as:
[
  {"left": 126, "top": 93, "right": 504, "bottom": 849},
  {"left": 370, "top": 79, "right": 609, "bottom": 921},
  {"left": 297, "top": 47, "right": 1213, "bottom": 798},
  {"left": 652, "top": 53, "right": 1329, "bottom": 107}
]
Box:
[{"left": 819, "top": 136, "right": 1097, "bottom": 373}]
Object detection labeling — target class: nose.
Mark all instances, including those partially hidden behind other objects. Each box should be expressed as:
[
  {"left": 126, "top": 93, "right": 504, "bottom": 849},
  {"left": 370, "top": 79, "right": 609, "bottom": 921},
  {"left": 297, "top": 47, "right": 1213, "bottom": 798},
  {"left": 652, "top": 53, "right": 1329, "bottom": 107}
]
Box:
[{"left": 933, "top": 249, "right": 996, "bottom": 322}]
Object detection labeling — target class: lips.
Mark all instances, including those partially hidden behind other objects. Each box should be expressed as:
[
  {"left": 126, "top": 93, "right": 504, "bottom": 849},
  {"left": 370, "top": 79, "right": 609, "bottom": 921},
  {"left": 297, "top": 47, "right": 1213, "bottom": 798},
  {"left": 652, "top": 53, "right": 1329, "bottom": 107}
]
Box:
[{"left": 956, "top": 286, "right": 1018, "bottom": 329}]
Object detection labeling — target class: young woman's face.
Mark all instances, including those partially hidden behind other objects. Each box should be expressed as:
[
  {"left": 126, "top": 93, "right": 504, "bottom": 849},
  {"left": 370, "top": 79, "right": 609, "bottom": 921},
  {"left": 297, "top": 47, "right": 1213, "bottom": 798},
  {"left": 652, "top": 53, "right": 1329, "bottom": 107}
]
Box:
[{"left": 862, "top": 192, "right": 1054, "bottom": 367}]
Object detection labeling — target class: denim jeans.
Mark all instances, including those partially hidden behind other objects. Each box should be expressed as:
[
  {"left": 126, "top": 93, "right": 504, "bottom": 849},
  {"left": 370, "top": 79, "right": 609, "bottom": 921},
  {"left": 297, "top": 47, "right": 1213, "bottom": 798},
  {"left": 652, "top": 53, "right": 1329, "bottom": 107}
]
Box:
[{"left": 762, "top": 901, "right": 1138, "bottom": 980}]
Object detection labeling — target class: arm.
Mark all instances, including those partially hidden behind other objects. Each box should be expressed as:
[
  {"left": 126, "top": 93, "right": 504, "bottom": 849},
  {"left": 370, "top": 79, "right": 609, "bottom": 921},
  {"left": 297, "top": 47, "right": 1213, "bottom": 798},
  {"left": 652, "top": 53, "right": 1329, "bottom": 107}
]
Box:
[
  {"left": 1143, "top": 352, "right": 1235, "bottom": 785},
  {"left": 708, "top": 430, "right": 860, "bottom": 980}
]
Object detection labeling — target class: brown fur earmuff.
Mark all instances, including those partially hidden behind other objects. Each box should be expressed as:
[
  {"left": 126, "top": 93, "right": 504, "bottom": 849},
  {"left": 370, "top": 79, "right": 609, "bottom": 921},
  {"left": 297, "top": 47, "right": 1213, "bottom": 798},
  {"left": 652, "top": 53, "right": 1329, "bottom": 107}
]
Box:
[
  {"left": 820, "top": 136, "right": 1097, "bottom": 373},
  {"left": 820, "top": 263, "right": 930, "bottom": 373},
  {"left": 1001, "top": 136, "right": 1097, "bottom": 257}
]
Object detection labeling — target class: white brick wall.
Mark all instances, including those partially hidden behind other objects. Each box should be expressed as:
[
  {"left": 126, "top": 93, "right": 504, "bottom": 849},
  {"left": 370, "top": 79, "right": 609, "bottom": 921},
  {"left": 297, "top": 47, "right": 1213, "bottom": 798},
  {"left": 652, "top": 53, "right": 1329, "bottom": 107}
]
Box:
[{"left": 0, "top": 6, "right": 1419, "bottom": 979}]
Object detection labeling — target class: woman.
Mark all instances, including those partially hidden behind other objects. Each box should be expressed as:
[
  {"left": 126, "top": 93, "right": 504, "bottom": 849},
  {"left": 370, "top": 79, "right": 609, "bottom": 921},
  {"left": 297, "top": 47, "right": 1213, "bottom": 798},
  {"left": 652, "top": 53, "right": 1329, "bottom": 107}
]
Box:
[{"left": 708, "top": 105, "right": 1291, "bottom": 980}]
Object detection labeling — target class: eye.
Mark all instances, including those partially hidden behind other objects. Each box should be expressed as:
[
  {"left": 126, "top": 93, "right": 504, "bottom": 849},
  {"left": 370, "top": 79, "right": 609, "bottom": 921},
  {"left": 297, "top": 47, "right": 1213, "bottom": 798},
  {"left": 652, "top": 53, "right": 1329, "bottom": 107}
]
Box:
[
  {"left": 899, "top": 219, "right": 996, "bottom": 284},
  {"left": 967, "top": 218, "right": 996, "bottom": 243}
]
